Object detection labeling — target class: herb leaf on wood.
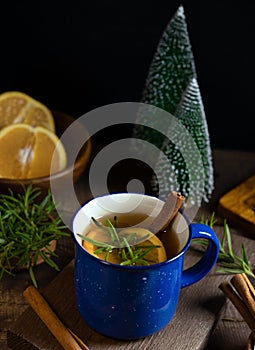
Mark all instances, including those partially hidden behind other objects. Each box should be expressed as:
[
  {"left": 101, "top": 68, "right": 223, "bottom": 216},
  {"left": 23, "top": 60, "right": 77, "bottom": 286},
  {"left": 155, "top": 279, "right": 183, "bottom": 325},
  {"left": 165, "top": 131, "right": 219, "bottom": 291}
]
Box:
[
  {"left": 0, "top": 184, "right": 69, "bottom": 287},
  {"left": 195, "top": 213, "right": 254, "bottom": 277}
]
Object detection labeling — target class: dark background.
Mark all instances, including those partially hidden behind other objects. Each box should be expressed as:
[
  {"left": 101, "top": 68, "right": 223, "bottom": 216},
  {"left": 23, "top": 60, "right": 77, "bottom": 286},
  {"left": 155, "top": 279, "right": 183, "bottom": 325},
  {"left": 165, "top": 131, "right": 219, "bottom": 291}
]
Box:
[{"left": 1, "top": 1, "right": 254, "bottom": 151}]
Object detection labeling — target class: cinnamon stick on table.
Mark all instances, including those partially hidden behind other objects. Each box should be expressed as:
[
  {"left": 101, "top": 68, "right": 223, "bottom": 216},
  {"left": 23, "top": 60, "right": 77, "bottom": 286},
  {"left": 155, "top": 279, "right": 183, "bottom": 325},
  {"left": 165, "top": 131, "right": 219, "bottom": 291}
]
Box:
[
  {"left": 149, "top": 191, "right": 185, "bottom": 234},
  {"left": 23, "top": 285, "right": 89, "bottom": 350},
  {"left": 219, "top": 273, "right": 255, "bottom": 331},
  {"left": 231, "top": 274, "right": 255, "bottom": 320}
]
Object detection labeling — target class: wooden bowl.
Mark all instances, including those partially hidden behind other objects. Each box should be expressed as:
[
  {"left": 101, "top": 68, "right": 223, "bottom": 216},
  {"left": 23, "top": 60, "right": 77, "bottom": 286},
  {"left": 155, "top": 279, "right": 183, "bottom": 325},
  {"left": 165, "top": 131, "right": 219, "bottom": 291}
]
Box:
[{"left": 0, "top": 111, "right": 92, "bottom": 196}]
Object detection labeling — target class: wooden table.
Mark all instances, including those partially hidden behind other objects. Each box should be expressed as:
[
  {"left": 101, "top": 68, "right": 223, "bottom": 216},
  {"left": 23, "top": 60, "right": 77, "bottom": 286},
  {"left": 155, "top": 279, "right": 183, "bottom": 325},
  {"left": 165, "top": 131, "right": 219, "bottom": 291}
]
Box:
[{"left": 1, "top": 149, "right": 255, "bottom": 350}]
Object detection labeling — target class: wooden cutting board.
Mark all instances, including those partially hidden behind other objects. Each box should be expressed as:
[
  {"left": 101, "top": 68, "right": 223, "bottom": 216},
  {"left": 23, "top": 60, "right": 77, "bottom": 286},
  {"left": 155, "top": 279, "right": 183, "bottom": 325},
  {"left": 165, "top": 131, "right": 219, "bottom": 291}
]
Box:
[
  {"left": 6, "top": 228, "right": 255, "bottom": 350},
  {"left": 218, "top": 174, "right": 255, "bottom": 236}
]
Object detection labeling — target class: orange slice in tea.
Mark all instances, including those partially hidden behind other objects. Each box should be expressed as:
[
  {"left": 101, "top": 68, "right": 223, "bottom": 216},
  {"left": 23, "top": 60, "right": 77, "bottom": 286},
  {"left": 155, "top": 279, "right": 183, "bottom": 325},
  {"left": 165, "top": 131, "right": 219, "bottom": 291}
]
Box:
[
  {"left": 0, "top": 91, "right": 55, "bottom": 132},
  {"left": 119, "top": 227, "right": 167, "bottom": 264},
  {"left": 82, "top": 227, "right": 123, "bottom": 265},
  {"left": 82, "top": 226, "right": 167, "bottom": 265},
  {"left": 0, "top": 124, "right": 67, "bottom": 179}
]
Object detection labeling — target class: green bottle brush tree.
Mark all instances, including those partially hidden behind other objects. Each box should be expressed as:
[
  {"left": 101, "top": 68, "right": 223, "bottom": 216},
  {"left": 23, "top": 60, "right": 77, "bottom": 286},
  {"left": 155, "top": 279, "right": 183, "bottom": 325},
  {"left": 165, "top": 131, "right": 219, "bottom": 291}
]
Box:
[{"left": 133, "top": 4, "right": 214, "bottom": 205}]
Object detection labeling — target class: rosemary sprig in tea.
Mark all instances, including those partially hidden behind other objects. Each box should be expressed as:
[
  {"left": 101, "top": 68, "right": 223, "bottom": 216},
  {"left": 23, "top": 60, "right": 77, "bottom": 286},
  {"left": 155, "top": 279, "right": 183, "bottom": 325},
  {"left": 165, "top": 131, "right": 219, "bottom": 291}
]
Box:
[
  {"left": 0, "top": 184, "right": 69, "bottom": 287},
  {"left": 79, "top": 217, "right": 161, "bottom": 266},
  {"left": 197, "top": 212, "right": 254, "bottom": 277}
]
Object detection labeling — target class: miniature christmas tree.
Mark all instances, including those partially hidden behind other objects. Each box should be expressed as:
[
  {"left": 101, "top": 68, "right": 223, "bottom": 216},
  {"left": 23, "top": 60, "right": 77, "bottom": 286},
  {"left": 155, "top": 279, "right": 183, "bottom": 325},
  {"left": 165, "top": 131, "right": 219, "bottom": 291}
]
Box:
[{"left": 133, "top": 4, "right": 214, "bottom": 204}]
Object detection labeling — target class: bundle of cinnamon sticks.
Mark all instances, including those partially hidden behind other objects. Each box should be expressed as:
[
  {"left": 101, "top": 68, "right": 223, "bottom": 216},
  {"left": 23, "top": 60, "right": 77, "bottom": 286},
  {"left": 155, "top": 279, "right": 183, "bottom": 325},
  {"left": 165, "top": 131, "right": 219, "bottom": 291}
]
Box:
[
  {"left": 219, "top": 273, "right": 255, "bottom": 349},
  {"left": 219, "top": 273, "right": 255, "bottom": 331}
]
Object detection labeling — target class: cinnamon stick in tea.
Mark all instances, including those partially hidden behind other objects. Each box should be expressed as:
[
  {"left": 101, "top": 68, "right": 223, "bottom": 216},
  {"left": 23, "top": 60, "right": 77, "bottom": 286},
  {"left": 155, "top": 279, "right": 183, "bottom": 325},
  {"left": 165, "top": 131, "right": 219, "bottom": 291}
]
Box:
[
  {"left": 23, "top": 285, "right": 89, "bottom": 350},
  {"left": 149, "top": 191, "right": 185, "bottom": 234}
]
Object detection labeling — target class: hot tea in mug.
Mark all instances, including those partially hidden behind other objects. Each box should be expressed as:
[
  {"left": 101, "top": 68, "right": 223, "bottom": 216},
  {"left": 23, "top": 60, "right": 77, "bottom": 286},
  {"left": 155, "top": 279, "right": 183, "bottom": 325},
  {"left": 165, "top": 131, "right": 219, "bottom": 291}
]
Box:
[{"left": 80, "top": 211, "right": 181, "bottom": 266}]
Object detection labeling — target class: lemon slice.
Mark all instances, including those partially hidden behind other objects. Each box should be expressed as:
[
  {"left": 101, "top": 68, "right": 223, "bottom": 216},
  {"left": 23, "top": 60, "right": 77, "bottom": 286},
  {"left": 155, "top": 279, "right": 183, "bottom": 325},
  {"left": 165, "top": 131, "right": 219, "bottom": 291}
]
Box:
[
  {"left": 0, "top": 91, "right": 55, "bottom": 132},
  {"left": 82, "top": 226, "right": 167, "bottom": 265},
  {"left": 0, "top": 124, "right": 67, "bottom": 179}
]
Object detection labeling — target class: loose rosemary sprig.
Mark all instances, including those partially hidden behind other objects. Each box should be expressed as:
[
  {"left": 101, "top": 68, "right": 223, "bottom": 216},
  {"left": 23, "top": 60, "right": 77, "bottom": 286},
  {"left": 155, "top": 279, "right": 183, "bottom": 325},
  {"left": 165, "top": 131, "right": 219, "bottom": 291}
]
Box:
[
  {"left": 198, "top": 212, "right": 254, "bottom": 277},
  {"left": 0, "top": 184, "right": 69, "bottom": 287},
  {"left": 79, "top": 217, "right": 160, "bottom": 266}
]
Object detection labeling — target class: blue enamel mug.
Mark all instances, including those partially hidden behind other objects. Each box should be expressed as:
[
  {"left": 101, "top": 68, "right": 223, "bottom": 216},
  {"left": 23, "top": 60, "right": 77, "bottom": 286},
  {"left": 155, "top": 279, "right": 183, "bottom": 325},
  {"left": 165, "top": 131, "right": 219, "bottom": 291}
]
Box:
[{"left": 71, "top": 193, "right": 219, "bottom": 340}]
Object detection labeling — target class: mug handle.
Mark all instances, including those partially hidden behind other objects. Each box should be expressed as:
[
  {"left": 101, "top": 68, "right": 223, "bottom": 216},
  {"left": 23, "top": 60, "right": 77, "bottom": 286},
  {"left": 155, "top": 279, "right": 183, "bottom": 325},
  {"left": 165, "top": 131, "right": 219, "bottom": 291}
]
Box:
[{"left": 181, "top": 223, "right": 220, "bottom": 288}]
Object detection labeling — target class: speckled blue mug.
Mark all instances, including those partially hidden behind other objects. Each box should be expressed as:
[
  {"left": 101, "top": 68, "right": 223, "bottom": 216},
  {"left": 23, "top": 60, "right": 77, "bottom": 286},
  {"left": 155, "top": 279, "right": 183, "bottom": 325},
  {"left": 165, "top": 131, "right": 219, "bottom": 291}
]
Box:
[{"left": 72, "top": 193, "right": 219, "bottom": 340}]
